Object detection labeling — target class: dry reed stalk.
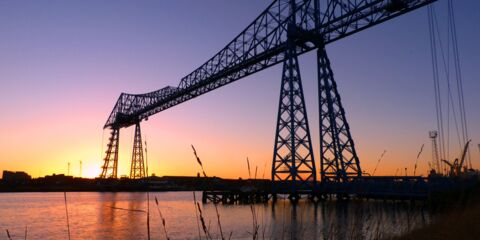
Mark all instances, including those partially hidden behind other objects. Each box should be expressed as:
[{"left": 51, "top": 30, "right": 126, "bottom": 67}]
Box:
[
  {"left": 64, "top": 192, "right": 71, "bottom": 240},
  {"left": 372, "top": 150, "right": 387, "bottom": 176},
  {"left": 213, "top": 201, "right": 225, "bottom": 240},
  {"left": 246, "top": 157, "right": 255, "bottom": 237},
  {"left": 147, "top": 192, "right": 151, "bottom": 240},
  {"left": 6, "top": 229, "right": 12, "bottom": 240},
  {"left": 193, "top": 192, "right": 202, "bottom": 239},
  {"left": 191, "top": 145, "right": 207, "bottom": 178},
  {"left": 262, "top": 160, "right": 267, "bottom": 180},
  {"left": 154, "top": 196, "right": 170, "bottom": 240},
  {"left": 196, "top": 202, "right": 212, "bottom": 239},
  {"left": 246, "top": 157, "right": 260, "bottom": 239},
  {"left": 247, "top": 157, "right": 251, "bottom": 178},
  {"left": 191, "top": 144, "right": 225, "bottom": 240},
  {"left": 207, "top": 220, "right": 212, "bottom": 235},
  {"left": 414, "top": 144, "right": 424, "bottom": 176},
  {"left": 249, "top": 205, "right": 259, "bottom": 239}
]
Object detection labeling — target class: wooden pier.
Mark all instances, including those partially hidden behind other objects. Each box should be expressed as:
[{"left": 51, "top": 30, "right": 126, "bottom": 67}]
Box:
[
  {"left": 202, "top": 190, "right": 272, "bottom": 204},
  {"left": 201, "top": 176, "right": 477, "bottom": 204}
]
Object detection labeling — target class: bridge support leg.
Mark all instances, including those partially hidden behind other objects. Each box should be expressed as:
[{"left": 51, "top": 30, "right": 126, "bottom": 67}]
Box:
[
  {"left": 100, "top": 128, "right": 120, "bottom": 178},
  {"left": 317, "top": 46, "right": 362, "bottom": 182},
  {"left": 272, "top": 41, "right": 316, "bottom": 193},
  {"left": 130, "top": 122, "right": 146, "bottom": 179}
]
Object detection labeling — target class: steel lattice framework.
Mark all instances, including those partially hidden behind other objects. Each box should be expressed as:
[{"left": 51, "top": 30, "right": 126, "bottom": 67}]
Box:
[
  {"left": 130, "top": 123, "right": 146, "bottom": 179},
  {"left": 100, "top": 0, "right": 436, "bottom": 180},
  {"left": 100, "top": 128, "right": 119, "bottom": 178},
  {"left": 104, "top": 0, "right": 435, "bottom": 129},
  {"left": 317, "top": 46, "right": 361, "bottom": 182},
  {"left": 272, "top": 30, "right": 316, "bottom": 191}
]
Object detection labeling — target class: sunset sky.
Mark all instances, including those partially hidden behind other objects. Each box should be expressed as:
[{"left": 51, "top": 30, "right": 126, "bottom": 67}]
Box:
[{"left": 1, "top": 0, "right": 479, "bottom": 179}]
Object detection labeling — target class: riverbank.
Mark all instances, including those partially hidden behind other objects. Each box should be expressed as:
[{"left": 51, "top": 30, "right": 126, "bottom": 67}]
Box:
[
  {"left": 396, "top": 182, "right": 480, "bottom": 240},
  {"left": 0, "top": 175, "right": 270, "bottom": 192}
]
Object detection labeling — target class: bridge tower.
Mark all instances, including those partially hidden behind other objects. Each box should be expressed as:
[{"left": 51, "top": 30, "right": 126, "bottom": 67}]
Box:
[
  {"left": 130, "top": 122, "right": 146, "bottom": 178},
  {"left": 100, "top": 128, "right": 120, "bottom": 178},
  {"left": 272, "top": 0, "right": 316, "bottom": 195},
  {"left": 317, "top": 46, "right": 362, "bottom": 182},
  {"left": 100, "top": 0, "right": 436, "bottom": 184}
]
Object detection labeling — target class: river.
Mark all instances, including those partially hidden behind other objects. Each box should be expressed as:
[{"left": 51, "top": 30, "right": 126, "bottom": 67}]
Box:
[{"left": 0, "top": 192, "right": 430, "bottom": 239}]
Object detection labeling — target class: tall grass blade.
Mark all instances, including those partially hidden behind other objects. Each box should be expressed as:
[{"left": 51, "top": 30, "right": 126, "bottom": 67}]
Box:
[
  {"left": 414, "top": 144, "right": 425, "bottom": 176},
  {"left": 262, "top": 160, "right": 267, "bottom": 180},
  {"left": 192, "top": 145, "right": 207, "bottom": 177},
  {"left": 191, "top": 145, "right": 224, "bottom": 239},
  {"left": 213, "top": 204, "right": 225, "bottom": 240},
  {"left": 154, "top": 196, "right": 170, "bottom": 240},
  {"left": 64, "top": 192, "right": 71, "bottom": 240},
  {"left": 6, "top": 229, "right": 12, "bottom": 240},
  {"left": 247, "top": 157, "right": 251, "bottom": 178},
  {"left": 372, "top": 150, "right": 387, "bottom": 176},
  {"left": 196, "top": 202, "right": 212, "bottom": 239},
  {"left": 193, "top": 192, "right": 202, "bottom": 240},
  {"left": 147, "top": 192, "right": 151, "bottom": 240}
]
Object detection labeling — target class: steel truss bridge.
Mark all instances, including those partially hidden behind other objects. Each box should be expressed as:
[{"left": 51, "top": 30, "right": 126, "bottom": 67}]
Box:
[{"left": 100, "top": 0, "right": 436, "bottom": 196}]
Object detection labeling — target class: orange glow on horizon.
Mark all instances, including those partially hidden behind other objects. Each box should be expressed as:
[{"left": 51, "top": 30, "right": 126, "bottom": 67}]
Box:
[
  {"left": 1, "top": 104, "right": 476, "bottom": 180},
  {"left": 1, "top": 102, "right": 477, "bottom": 180}
]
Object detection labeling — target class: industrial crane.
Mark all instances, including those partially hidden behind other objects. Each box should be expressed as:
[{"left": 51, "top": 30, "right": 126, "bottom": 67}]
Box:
[
  {"left": 441, "top": 140, "right": 471, "bottom": 177},
  {"left": 100, "top": 0, "right": 436, "bottom": 191}
]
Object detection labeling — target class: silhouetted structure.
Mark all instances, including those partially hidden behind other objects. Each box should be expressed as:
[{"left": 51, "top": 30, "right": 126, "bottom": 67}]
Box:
[
  {"left": 42, "top": 174, "right": 74, "bottom": 184},
  {"left": 101, "top": 128, "right": 119, "bottom": 178},
  {"left": 430, "top": 131, "right": 441, "bottom": 174},
  {"left": 130, "top": 122, "right": 146, "bottom": 179},
  {"left": 272, "top": 8, "right": 316, "bottom": 193},
  {"left": 99, "top": 0, "right": 437, "bottom": 198},
  {"left": 2, "top": 171, "right": 31, "bottom": 184}
]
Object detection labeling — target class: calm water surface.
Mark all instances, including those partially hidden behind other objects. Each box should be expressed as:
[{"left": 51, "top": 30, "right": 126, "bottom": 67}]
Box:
[{"left": 0, "top": 192, "right": 430, "bottom": 239}]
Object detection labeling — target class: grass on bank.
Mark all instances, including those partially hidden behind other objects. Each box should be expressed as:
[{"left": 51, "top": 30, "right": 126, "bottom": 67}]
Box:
[
  {"left": 396, "top": 203, "right": 480, "bottom": 240},
  {"left": 395, "top": 182, "right": 480, "bottom": 240}
]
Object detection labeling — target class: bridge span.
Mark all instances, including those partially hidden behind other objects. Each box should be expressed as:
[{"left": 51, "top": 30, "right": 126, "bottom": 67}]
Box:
[{"left": 99, "top": 0, "right": 443, "bottom": 199}]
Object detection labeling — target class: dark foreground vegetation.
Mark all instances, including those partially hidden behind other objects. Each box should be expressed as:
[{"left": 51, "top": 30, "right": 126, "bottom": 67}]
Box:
[{"left": 395, "top": 182, "right": 480, "bottom": 240}]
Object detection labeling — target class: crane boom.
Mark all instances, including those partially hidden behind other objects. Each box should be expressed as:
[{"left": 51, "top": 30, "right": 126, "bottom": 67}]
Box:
[
  {"left": 104, "top": 0, "right": 436, "bottom": 129},
  {"left": 441, "top": 159, "right": 453, "bottom": 168},
  {"left": 458, "top": 140, "right": 471, "bottom": 170}
]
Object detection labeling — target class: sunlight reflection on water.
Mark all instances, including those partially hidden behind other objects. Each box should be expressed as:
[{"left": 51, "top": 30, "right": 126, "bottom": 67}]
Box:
[{"left": 0, "top": 192, "right": 430, "bottom": 239}]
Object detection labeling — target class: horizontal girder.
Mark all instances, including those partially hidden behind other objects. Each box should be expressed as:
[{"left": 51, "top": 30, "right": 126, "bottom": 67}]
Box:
[{"left": 104, "top": 0, "right": 436, "bottom": 129}]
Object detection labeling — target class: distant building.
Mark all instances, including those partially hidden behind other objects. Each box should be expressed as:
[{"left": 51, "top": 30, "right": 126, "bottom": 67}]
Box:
[
  {"left": 42, "top": 174, "right": 74, "bottom": 184},
  {"left": 2, "top": 171, "right": 32, "bottom": 184}
]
